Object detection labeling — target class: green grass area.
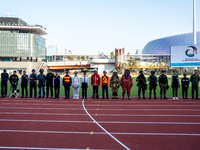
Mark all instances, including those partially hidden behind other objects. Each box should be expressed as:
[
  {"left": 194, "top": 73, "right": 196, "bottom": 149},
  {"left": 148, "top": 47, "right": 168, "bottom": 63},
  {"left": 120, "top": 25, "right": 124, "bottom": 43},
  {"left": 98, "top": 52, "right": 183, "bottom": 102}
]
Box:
[{"left": 3, "top": 77, "right": 196, "bottom": 98}]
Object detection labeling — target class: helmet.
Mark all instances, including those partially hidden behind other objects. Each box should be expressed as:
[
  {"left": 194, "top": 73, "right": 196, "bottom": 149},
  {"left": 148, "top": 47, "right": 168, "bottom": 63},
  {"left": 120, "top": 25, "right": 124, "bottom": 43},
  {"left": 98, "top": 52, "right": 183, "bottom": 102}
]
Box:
[
  {"left": 3, "top": 69, "right": 6, "bottom": 73},
  {"left": 32, "top": 69, "right": 36, "bottom": 72},
  {"left": 113, "top": 70, "right": 117, "bottom": 73},
  {"left": 139, "top": 70, "right": 143, "bottom": 73},
  {"left": 161, "top": 70, "right": 166, "bottom": 73},
  {"left": 94, "top": 68, "right": 98, "bottom": 72},
  {"left": 39, "top": 69, "right": 44, "bottom": 73},
  {"left": 13, "top": 70, "right": 17, "bottom": 73},
  {"left": 103, "top": 70, "right": 107, "bottom": 73},
  {"left": 66, "top": 70, "right": 69, "bottom": 73},
  {"left": 151, "top": 70, "right": 155, "bottom": 75}
]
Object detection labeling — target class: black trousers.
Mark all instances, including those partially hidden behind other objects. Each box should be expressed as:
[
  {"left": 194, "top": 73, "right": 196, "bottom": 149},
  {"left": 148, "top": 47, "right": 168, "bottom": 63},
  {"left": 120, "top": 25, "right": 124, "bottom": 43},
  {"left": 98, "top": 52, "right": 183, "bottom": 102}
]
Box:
[
  {"left": 102, "top": 84, "right": 108, "bottom": 99},
  {"left": 11, "top": 84, "right": 17, "bottom": 93},
  {"left": 21, "top": 85, "right": 28, "bottom": 97},
  {"left": 54, "top": 86, "right": 60, "bottom": 98},
  {"left": 82, "top": 83, "right": 88, "bottom": 99},
  {"left": 172, "top": 86, "right": 178, "bottom": 97},
  {"left": 1, "top": 83, "right": 7, "bottom": 97},
  {"left": 46, "top": 84, "right": 53, "bottom": 97},
  {"left": 30, "top": 82, "right": 37, "bottom": 98},
  {"left": 92, "top": 86, "right": 99, "bottom": 99},
  {"left": 160, "top": 84, "right": 166, "bottom": 98},
  {"left": 149, "top": 86, "right": 156, "bottom": 98},
  {"left": 64, "top": 84, "right": 70, "bottom": 99},
  {"left": 182, "top": 86, "right": 188, "bottom": 99},
  {"left": 192, "top": 83, "right": 198, "bottom": 98},
  {"left": 138, "top": 85, "right": 145, "bottom": 98}
]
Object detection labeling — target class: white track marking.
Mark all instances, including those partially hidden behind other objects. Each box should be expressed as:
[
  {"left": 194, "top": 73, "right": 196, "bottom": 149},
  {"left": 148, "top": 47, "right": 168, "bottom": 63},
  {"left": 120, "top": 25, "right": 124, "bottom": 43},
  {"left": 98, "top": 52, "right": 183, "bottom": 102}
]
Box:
[
  {"left": 82, "top": 99, "right": 130, "bottom": 150},
  {"left": 1, "top": 112, "right": 200, "bottom": 117},
  {"left": 0, "top": 146, "right": 87, "bottom": 150},
  {"left": 1, "top": 129, "right": 200, "bottom": 136},
  {"left": 1, "top": 119, "right": 200, "bottom": 125}
]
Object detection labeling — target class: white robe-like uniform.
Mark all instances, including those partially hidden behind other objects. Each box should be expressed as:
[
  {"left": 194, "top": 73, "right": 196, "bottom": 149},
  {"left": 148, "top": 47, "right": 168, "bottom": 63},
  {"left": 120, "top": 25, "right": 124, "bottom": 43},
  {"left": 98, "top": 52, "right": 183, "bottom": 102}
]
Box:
[{"left": 72, "top": 75, "right": 80, "bottom": 97}]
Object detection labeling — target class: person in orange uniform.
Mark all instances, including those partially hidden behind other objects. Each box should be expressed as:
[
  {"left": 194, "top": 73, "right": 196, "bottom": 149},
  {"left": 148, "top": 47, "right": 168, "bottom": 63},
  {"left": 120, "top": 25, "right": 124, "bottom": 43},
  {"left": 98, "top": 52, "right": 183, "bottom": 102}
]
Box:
[
  {"left": 100, "top": 70, "right": 110, "bottom": 99},
  {"left": 120, "top": 69, "right": 133, "bottom": 100},
  {"left": 63, "top": 70, "right": 72, "bottom": 99},
  {"left": 91, "top": 68, "right": 100, "bottom": 99}
]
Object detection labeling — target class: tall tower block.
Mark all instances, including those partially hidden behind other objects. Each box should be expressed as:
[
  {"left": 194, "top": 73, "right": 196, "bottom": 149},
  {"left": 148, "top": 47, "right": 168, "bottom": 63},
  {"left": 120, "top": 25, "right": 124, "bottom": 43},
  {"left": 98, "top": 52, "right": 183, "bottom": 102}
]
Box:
[{"left": 115, "top": 48, "right": 125, "bottom": 71}]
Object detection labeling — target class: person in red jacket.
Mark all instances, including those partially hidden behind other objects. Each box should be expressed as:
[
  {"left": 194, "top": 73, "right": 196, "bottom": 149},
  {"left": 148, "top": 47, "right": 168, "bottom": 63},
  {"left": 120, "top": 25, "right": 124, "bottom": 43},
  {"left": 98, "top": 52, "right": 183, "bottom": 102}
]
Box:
[
  {"left": 91, "top": 68, "right": 100, "bottom": 99},
  {"left": 120, "top": 69, "right": 133, "bottom": 100}
]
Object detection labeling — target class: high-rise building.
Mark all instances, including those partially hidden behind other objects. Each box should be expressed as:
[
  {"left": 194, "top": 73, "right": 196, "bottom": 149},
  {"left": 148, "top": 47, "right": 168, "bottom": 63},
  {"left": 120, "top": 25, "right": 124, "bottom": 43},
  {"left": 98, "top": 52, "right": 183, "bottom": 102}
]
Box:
[{"left": 46, "top": 45, "right": 58, "bottom": 61}]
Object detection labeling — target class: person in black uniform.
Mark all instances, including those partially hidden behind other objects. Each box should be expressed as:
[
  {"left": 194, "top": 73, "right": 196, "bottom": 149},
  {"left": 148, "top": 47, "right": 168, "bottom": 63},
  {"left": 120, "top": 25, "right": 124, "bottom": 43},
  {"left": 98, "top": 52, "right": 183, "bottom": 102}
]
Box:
[
  {"left": 53, "top": 71, "right": 61, "bottom": 99},
  {"left": 181, "top": 74, "right": 189, "bottom": 99},
  {"left": 136, "top": 70, "right": 147, "bottom": 99},
  {"left": 20, "top": 70, "right": 29, "bottom": 98},
  {"left": 190, "top": 69, "right": 199, "bottom": 99},
  {"left": 171, "top": 71, "right": 180, "bottom": 100},
  {"left": 9, "top": 71, "right": 19, "bottom": 95},
  {"left": 81, "top": 71, "right": 89, "bottom": 99},
  {"left": 38, "top": 69, "right": 46, "bottom": 98},
  {"left": 63, "top": 70, "right": 72, "bottom": 99},
  {"left": 159, "top": 70, "right": 168, "bottom": 99},
  {"left": 1, "top": 69, "right": 9, "bottom": 98},
  {"left": 148, "top": 70, "right": 157, "bottom": 99},
  {"left": 46, "top": 69, "right": 54, "bottom": 99},
  {"left": 28, "top": 69, "right": 38, "bottom": 98}
]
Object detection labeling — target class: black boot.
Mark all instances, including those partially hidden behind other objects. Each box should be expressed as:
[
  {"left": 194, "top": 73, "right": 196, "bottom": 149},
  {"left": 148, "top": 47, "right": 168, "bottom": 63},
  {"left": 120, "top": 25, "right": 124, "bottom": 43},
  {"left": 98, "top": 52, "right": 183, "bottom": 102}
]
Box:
[
  {"left": 122, "top": 95, "right": 124, "bottom": 100},
  {"left": 128, "top": 97, "right": 130, "bottom": 100}
]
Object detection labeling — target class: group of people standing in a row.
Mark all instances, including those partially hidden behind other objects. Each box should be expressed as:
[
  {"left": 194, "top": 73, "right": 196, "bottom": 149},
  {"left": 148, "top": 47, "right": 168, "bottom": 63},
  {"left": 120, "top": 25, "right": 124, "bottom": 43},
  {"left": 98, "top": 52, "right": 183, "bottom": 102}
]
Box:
[{"left": 0, "top": 68, "right": 199, "bottom": 100}]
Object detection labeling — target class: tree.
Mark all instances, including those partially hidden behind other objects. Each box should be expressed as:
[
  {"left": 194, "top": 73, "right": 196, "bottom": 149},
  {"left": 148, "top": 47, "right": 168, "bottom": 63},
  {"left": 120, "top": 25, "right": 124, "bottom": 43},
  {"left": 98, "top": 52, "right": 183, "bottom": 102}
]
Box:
[
  {"left": 122, "top": 63, "right": 128, "bottom": 70},
  {"left": 71, "top": 56, "right": 75, "bottom": 61},
  {"left": 128, "top": 57, "right": 137, "bottom": 72},
  {"left": 77, "top": 56, "right": 80, "bottom": 60},
  {"left": 158, "top": 60, "right": 163, "bottom": 71},
  {"left": 67, "top": 56, "right": 72, "bottom": 61},
  {"left": 110, "top": 51, "right": 115, "bottom": 59},
  {"left": 86, "top": 56, "right": 89, "bottom": 60},
  {"left": 146, "top": 60, "right": 154, "bottom": 71},
  {"left": 81, "top": 56, "right": 85, "bottom": 60}
]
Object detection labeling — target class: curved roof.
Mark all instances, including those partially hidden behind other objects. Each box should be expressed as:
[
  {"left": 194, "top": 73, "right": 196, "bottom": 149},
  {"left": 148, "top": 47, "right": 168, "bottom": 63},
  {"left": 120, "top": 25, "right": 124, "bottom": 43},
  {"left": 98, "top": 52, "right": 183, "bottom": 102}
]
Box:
[{"left": 142, "top": 32, "right": 200, "bottom": 54}]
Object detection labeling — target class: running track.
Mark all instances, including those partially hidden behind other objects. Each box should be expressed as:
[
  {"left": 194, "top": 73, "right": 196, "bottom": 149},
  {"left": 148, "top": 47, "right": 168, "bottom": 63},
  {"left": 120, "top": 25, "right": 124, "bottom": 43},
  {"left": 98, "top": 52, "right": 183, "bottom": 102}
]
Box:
[{"left": 0, "top": 97, "right": 200, "bottom": 150}]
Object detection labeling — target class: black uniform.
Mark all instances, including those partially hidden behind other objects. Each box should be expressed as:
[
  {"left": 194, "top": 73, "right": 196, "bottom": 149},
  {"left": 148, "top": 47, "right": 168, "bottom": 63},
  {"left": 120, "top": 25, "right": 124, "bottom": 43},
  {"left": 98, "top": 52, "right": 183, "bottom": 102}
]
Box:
[
  {"left": 136, "top": 74, "right": 147, "bottom": 99},
  {"left": 29, "top": 74, "right": 38, "bottom": 98},
  {"left": 190, "top": 74, "right": 199, "bottom": 99},
  {"left": 1, "top": 73, "right": 9, "bottom": 98},
  {"left": 46, "top": 73, "right": 54, "bottom": 98},
  {"left": 20, "top": 75, "right": 29, "bottom": 98},
  {"left": 148, "top": 74, "right": 157, "bottom": 99},
  {"left": 181, "top": 77, "right": 189, "bottom": 99},
  {"left": 171, "top": 75, "right": 179, "bottom": 97},
  {"left": 53, "top": 75, "right": 61, "bottom": 99},
  {"left": 9, "top": 74, "right": 19, "bottom": 93},
  {"left": 159, "top": 74, "right": 168, "bottom": 99}
]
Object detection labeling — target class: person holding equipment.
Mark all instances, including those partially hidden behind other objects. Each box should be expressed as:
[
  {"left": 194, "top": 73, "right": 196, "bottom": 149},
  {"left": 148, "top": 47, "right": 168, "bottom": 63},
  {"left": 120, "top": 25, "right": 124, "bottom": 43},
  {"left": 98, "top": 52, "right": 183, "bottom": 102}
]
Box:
[
  {"left": 81, "top": 71, "right": 89, "bottom": 100},
  {"left": 136, "top": 70, "right": 147, "bottom": 99},
  {"left": 53, "top": 71, "right": 61, "bottom": 99},
  {"left": 159, "top": 70, "right": 169, "bottom": 99},
  {"left": 20, "top": 70, "right": 29, "bottom": 98},
  {"left": 1, "top": 69, "right": 9, "bottom": 98},
  {"left": 181, "top": 74, "right": 189, "bottom": 99},
  {"left": 63, "top": 70, "right": 72, "bottom": 99},
  {"left": 148, "top": 70, "right": 157, "bottom": 99},
  {"left": 29, "top": 69, "right": 38, "bottom": 98}
]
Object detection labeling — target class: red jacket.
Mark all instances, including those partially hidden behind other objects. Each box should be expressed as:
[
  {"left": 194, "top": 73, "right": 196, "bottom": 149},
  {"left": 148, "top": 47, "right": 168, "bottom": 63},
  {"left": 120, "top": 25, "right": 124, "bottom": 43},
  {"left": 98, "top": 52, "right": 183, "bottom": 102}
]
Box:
[{"left": 91, "top": 74, "right": 100, "bottom": 86}]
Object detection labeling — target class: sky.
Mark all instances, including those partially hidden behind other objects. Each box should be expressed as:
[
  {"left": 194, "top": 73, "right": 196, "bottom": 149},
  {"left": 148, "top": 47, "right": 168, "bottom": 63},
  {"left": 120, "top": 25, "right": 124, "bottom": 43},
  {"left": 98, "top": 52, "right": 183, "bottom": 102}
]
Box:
[{"left": 1, "top": 0, "right": 200, "bottom": 55}]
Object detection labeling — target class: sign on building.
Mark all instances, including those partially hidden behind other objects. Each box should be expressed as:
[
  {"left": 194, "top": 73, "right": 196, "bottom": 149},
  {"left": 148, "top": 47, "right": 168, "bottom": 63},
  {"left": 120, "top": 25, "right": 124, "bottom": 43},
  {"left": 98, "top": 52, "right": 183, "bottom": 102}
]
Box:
[{"left": 170, "top": 45, "right": 200, "bottom": 67}]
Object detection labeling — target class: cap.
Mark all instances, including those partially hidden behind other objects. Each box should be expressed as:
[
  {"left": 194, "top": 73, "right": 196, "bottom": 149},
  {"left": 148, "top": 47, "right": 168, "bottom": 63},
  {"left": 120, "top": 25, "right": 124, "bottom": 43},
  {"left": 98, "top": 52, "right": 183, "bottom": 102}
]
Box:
[
  {"left": 23, "top": 70, "right": 26, "bottom": 72},
  {"left": 139, "top": 70, "right": 143, "bottom": 73},
  {"left": 194, "top": 69, "right": 197, "bottom": 71},
  {"left": 66, "top": 70, "right": 69, "bottom": 73},
  {"left": 3, "top": 69, "right": 6, "bottom": 73},
  {"left": 32, "top": 69, "right": 35, "bottom": 72},
  {"left": 74, "top": 71, "right": 78, "bottom": 74},
  {"left": 173, "top": 70, "right": 176, "bottom": 73},
  {"left": 161, "top": 70, "right": 166, "bottom": 72},
  {"left": 103, "top": 70, "right": 107, "bottom": 73},
  {"left": 94, "top": 68, "right": 98, "bottom": 72},
  {"left": 184, "top": 73, "right": 187, "bottom": 76},
  {"left": 13, "top": 70, "right": 17, "bottom": 73}
]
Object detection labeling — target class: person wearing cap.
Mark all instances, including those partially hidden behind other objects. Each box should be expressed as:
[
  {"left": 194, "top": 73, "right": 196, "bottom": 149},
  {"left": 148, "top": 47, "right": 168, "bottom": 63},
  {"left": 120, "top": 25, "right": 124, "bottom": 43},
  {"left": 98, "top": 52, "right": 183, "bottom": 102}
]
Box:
[
  {"left": 53, "top": 71, "right": 61, "bottom": 99},
  {"left": 159, "top": 70, "right": 168, "bottom": 99},
  {"left": 63, "top": 70, "right": 72, "bottom": 99},
  {"left": 46, "top": 69, "right": 54, "bottom": 99},
  {"left": 171, "top": 71, "right": 180, "bottom": 100},
  {"left": 1, "top": 69, "right": 9, "bottom": 98},
  {"left": 148, "top": 70, "right": 157, "bottom": 99},
  {"left": 20, "top": 70, "right": 29, "bottom": 98},
  {"left": 28, "top": 69, "right": 38, "bottom": 98},
  {"left": 110, "top": 70, "right": 120, "bottom": 99},
  {"left": 136, "top": 70, "right": 147, "bottom": 99},
  {"left": 181, "top": 74, "right": 189, "bottom": 99},
  {"left": 190, "top": 69, "right": 199, "bottom": 99},
  {"left": 9, "top": 70, "right": 19, "bottom": 95},
  {"left": 120, "top": 69, "right": 133, "bottom": 100},
  {"left": 81, "top": 71, "right": 89, "bottom": 99},
  {"left": 91, "top": 68, "right": 100, "bottom": 99},
  {"left": 72, "top": 71, "right": 80, "bottom": 99},
  {"left": 100, "top": 70, "right": 110, "bottom": 99},
  {"left": 38, "top": 69, "right": 46, "bottom": 98}
]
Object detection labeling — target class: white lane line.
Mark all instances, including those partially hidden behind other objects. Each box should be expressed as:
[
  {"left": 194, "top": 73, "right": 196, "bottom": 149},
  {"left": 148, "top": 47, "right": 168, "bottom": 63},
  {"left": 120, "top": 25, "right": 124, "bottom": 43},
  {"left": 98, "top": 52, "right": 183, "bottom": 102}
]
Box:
[
  {"left": 0, "top": 146, "right": 87, "bottom": 150},
  {"left": 1, "top": 112, "right": 200, "bottom": 117},
  {"left": 1, "top": 129, "right": 200, "bottom": 136},
  {"left": 1, "top": 119, "right": 200, "bottom": 125},
  {"left": 82, "top": 99, "right": 130, "bottom": 150}
]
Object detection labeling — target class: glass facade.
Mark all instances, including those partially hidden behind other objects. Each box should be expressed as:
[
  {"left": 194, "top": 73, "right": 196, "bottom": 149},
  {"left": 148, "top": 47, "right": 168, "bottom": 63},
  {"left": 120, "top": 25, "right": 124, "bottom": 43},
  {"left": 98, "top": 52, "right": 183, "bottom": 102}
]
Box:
[{"left": 0, "top": 29, "right": 46, "bottom": 58}]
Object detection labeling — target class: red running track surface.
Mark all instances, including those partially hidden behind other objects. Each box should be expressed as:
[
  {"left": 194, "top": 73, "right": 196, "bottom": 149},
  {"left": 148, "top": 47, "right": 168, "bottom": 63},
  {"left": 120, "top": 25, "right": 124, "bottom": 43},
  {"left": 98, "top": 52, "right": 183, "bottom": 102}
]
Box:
[{"left": 0, "top": 97, "right": 200, "bottom": 150}]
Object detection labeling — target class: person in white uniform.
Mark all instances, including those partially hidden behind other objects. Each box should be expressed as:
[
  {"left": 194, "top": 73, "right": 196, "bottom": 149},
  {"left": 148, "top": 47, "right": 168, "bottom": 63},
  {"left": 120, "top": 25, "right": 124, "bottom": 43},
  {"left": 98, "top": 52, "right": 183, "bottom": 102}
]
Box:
[{"left": 72, "top": 71, "right": 80, "bottom": 99}]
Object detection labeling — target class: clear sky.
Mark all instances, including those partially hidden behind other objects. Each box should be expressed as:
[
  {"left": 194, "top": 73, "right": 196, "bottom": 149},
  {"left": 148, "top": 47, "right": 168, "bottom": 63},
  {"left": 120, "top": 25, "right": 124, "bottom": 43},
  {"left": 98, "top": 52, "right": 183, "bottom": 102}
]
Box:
[{"left": 0, "top": 0, "right": 200, "bottom": 55}]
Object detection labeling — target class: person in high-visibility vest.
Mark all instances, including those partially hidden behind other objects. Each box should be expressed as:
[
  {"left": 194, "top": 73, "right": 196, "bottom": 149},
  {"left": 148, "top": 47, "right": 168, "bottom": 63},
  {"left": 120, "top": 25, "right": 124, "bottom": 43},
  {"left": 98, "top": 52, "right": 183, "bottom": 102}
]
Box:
[
  {"left": 100, "top": 70, "right": 110, "bottom": 99},
  {"left": 63, "top": 70, "right": 72, "bottom": 99}
]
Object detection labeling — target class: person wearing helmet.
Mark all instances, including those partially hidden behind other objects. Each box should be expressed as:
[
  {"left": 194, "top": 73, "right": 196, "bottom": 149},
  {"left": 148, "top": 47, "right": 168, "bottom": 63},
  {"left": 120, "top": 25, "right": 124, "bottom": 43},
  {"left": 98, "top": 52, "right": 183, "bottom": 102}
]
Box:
[
  {"left": 20, "top": 70, "right": 29, "bottom": 98},
  {"left": 63, "top": 70, "right": 72, "bottom": 99},
  {"left": 38, "top": 69, "right": 46, "bottom": 98},
  {"left": 46, "top": 69, "right": 54, "bottom": 99},
  {"left": 1, "top": 69, "right": 9, "bottom": 98},
  {"left": 9, "top": 70, "right": 19, "bottom": 97},
  {"left": 100, "top": 70, "right": 110, "bottom": 99},
  {"left": 81, "top": 70, "right": 89, "bottom": 99},
  {"left": 72, "top": 71, "right": 80, "bottom": 99},
  {"left": 136, "top": 70, "right": 147, "bottom": 99},
  {"left": 120, "top": 69, "right": 133, "bottom": 100},
  {"left": 91, "top": 68, "right": 100, "bottom": 99},
  {"left": 28, "top": 69, "right": 38, "bottom": 98},
  {"left": 110, "top": 70, "right": 120, "bottom": 99},
  {"left": 148, "top": 70, "right": 157, "bottom": 99},
  {"left": 181, "top": 74, "right": 189, "bottom": 99},
  {"left": 159, "top": 70, "right": 168, "bottom": 99}
]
